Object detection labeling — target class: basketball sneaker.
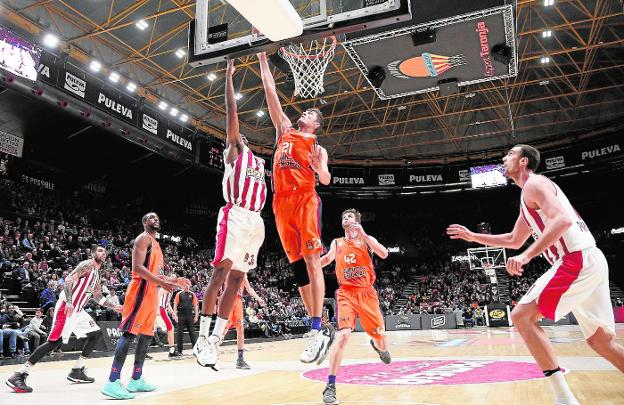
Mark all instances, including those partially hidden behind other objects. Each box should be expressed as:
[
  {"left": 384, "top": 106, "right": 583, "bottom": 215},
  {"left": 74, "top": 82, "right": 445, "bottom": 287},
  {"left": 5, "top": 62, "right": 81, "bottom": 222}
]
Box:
[
  {"left": 102, "top": 379, "right": 135, "bottom": 400},
  {"left": 6, "top": 372, "right": 33, "bottom": 393},
  {"left": 193, "top": 335, "right": 206, "bottom": 359},
  {"left": 67, "top": 367, "right": 95, "bottom": 383},
  {"left": 169, "top": 350, "right": 184, "bottom": 360},
  {"left": 322, "top": 383, "right": 338, "bottom": 404},
  {"left": 127, "top": 376, "right": 157, "bottom": 392},
  {"left": 196, "top": 335, "right": 220, "bottom": 368},
  {"left": 300, "top": 324, "right": 335, "bottom": 364},
  {"left": 369, "top": 339, "right": 392, "bottom": 364},
  {"left": 236, "top": 358, "right": 251, "bottom": 370}
]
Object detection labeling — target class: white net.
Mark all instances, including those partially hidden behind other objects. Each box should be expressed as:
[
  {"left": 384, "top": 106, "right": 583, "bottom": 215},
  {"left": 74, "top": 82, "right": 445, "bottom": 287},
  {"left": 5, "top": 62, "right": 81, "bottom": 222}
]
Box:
[{"left": 279, "top": 36, "right": 337, "bottom": 99}]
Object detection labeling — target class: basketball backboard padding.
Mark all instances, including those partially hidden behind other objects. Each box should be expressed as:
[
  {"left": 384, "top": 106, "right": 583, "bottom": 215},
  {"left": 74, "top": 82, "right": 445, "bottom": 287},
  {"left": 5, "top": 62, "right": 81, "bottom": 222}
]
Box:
[{"left": 189, "top": 0, "right": 412, "bottom": 67}]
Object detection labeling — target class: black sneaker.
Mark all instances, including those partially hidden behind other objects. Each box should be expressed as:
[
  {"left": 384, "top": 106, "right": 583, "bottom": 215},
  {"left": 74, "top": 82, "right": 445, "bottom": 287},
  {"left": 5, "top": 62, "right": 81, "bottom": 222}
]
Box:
[
  {"left": 370, "top": 339, "right": 391, "bottom": 364},
  {"left": 168, "top": 351, "right": 183, "bottom": 359},
  {"left": 322, "top": 383, "right": 338, "bottom": 404},
  {"left": 236, "top": 358, "right": 251, "bottom": 370},
  {"left": 67, "top": 367, "right": 95, "bottom": 383},
  {"left": 6, "top": 372, "right": 33, "bottom": 393},
  {"left": 145, "top": 354, "right": 153, "bottom": 360}
]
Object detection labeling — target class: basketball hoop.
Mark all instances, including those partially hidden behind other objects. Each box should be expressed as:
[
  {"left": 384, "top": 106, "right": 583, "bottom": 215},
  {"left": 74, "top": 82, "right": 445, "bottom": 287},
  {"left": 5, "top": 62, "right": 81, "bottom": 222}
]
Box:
[{"left": 279, "top": 36, "right": 337, "bottom": 99}]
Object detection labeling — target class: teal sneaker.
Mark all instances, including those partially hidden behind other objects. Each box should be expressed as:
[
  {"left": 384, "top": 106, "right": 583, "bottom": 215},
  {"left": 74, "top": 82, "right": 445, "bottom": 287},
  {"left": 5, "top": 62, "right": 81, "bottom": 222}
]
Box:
[
  {"left": 102, "top": 379, "right": 136, "bottom": 400},
  {"left": 126, "top": 376, "right": 157, "bottom": 392}
]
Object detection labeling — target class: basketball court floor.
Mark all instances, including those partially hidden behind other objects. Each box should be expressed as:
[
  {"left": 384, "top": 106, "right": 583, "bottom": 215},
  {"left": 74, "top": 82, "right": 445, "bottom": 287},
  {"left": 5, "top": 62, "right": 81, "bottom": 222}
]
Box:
[{"left": 2, "top": 325, "right": 623, "bottom": 404}]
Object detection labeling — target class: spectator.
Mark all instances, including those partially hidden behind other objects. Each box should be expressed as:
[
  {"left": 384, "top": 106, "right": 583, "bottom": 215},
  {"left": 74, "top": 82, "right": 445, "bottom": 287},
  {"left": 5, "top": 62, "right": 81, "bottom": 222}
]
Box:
[{"left": 26, "top": 308, "right": 47, "bottom": 349}]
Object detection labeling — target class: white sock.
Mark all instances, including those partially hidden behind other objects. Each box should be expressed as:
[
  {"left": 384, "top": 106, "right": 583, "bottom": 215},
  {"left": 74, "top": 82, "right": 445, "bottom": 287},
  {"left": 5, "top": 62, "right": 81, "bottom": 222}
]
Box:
[
  {"left": 19, "top": 363, "right": 32, "bottom": 375},
  {"left": 74, "top": 356, "right": 86, "bottom": 369},
  {"left": 547, "top": 370, "right": 579, "bottom": 405},
  {"left": 199, "top": 314, "right": 212, "bottom": 337},
  {"left": 211, "top": 317, "right": 228, "bottom": 340},
  {"left": 169, "top": 346, "right": 175, "bottom": 354}
]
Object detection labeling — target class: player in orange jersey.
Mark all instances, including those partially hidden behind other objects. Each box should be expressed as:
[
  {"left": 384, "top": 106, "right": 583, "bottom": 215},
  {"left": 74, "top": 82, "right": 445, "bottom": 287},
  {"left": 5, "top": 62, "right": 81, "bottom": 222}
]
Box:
[
  {"left": 320, "top": 208, "right": 391, "bottom": 405},
  {"left": 258, "top": 51, "right": 334, "bottom": 363},
  {"left": 102, "top": 213, "right": 190, "bottom": 400}
]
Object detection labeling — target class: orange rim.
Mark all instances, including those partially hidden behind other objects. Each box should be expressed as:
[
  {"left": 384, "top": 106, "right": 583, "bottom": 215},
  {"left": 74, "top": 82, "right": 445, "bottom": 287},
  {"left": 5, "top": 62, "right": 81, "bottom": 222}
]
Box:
[{"left": 280, "top": 36, "right": 337, "bottom": 60}]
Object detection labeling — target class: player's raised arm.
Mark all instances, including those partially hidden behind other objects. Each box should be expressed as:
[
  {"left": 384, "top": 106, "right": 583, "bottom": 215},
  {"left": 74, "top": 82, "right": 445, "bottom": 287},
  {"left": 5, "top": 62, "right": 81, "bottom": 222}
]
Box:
[
  {"left": 349, "top": 223, "right": 388, "bottom": 259},
  {"left": 257, "top": 52, "right": 292, "bottom": 136},
  {"left": 520, "top": 176, "right": 573, "bottom": 260},
  {"left": 310, "top": 144, "right": 331, "bottom": 185},
  {"left": 447, "top": 212, "right": 532, "bottom": 249},
  {"left": 225, "top": 59, "right": 243, "bottom": 164},
  {"left": 320, "top": 239, "right": 337, "bottom": 267}
]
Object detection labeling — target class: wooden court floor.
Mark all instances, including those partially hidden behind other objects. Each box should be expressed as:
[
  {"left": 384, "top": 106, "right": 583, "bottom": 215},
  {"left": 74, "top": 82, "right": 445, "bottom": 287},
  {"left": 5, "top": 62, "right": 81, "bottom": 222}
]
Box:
[{"left": 2, "top": 325, "right": 623, "bottom": 404}]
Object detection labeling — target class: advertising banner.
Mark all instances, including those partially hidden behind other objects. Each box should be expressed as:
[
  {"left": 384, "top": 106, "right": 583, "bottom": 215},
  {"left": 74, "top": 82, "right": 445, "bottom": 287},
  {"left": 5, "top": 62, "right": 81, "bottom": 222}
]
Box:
[
  {"left": 485, "top": 302, "right": 510, "bottom": 327},
  {"left": 0, "top": 130, "right": 24, "bottom": 157}
]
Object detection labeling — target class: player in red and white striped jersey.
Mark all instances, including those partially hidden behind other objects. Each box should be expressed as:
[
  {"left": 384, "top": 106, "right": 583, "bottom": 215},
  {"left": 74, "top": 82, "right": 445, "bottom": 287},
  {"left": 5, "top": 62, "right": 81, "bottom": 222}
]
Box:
[
  {"left": 155, "top": 286, "right": 181, "bottom": 359},
  {"left": 447, "top": 144, "right": 624, "bottom": 405},
  {"left": 194, "top": 59, "right": 266, "bottom": 369},
  {"left": 7, "top": 246, "right": 122, "bottom": 393}
]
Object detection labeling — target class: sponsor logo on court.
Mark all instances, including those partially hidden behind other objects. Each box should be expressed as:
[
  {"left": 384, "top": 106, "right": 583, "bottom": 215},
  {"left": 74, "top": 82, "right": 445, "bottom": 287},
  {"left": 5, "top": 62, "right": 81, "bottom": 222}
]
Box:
[
  {"left": 142, "top": 114, "right": 158, "bottom": 135},
  {"left": 545, "top": 155, "right": 565, "bottom": 170},
  {"left": 333, "top": 177, "right": 365, "bottom": 185},
  {"left": 303, "top": 360, "right": 550, "bottom": 385},
  {"left": 378, "top": 174, "right": 395, "bottom": 185},
  {"left": 431, "top": 315, "right": 446, "bottom": 328},
  {"left": 64, "top": 71, "right": 86, "bottom": 98},
  {"left": 581, "top": 144, "right": 621, "bottom": 160},
  {"left": 475, "top": 21, "right": 494, "bottom": 77}
]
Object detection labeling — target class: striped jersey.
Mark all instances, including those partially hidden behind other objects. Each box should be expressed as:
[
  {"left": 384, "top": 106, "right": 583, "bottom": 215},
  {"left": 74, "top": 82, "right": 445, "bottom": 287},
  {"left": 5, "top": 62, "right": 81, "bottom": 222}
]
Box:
[
  {"left": 59, "top": 260, "right": 100, "bottom": 313},
  {"left": 273, "top": 128, "right": 317, "bottom": 195},
  {"left": 520, "top": 176, "right": 595, "bottom": 265},
  {"left": 334, "top": 237, "right": 376, "bottom": 289},
  {"left": 222, "top": 143, "right": 267, "bottom": 212},
  {"left": 159, "top": 288, "right": 172, "bottom": 309}
]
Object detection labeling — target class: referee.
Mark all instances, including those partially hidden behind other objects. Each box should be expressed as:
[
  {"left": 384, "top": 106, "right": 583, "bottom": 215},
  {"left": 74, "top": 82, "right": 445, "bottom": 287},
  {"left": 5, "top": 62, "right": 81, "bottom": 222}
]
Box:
[{"left": 173, "top": 285, "right": 199, "bottom": 355}]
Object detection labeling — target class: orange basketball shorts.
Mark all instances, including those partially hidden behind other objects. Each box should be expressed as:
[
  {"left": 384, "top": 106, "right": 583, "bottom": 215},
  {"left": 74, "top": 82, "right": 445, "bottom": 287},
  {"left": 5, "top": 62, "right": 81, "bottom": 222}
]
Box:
[
  {"left": 273, "top": 191, "right": 323, "bottom": 263},
  {"left": 336, "top": 286, "right": 385, "bottom": 337},
  {"left": 226, "top": 295, "right": 244, "bottom": 330},
  {"left": 119, "top": 279, "right": 158, "bottom": 336}
]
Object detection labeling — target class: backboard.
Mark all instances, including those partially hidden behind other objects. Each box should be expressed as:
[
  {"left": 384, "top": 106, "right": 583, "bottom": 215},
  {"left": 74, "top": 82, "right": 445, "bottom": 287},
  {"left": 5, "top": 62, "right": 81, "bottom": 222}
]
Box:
[{"left": 188, "top": 0, "right": 412, "bottom": 67}]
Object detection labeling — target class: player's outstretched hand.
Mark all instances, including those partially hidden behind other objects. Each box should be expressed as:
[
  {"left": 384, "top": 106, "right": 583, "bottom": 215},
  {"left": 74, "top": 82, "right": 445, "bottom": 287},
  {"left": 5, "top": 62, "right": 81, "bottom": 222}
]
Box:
[
  {"left": 506, "top": 254, "right": 529, "bottom": 277},
  {"left": 348, "top": 223, "right": 367, "bottom": 238},
  {"left": 258, "top": 298, "right": 267, "bottom": 307},
  {"left": 309, "top": 144, "right": 327, "bottom": 173},
  {"left": 226, "top": 59, "right": 235, "bottom": 76},
  {"left": 175, "top": 277, "right": 192, "bottom": 290},
  {"left": 447, "top": 224, "right": 475, "bottom": 242}
]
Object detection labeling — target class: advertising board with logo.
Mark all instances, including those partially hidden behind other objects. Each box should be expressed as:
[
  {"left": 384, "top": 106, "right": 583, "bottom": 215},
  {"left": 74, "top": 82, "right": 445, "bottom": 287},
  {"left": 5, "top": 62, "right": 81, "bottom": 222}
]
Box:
[{"left": 485, "top": 302, "right": 510, "bottom": 327}]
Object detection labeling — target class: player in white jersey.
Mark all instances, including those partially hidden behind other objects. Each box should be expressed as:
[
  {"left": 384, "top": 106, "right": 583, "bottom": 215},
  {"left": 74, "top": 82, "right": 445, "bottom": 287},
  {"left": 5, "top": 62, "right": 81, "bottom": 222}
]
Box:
[
  {"left": 7, "top": 245, "right": 123, "bottom": 393},
  {"left": 448, "top": 144, "right": 624, "bottom": 405},
  {"left": 155, "top": 286, "right": 182, "bottom": 359},
  {"left": 194, "top": 59, "right": 266, "bottom": 369}
]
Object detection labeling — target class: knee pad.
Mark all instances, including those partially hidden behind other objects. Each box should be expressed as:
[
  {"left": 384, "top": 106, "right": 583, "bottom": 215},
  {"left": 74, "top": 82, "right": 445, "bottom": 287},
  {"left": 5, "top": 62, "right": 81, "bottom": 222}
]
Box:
[{"left": 292, "top": 259, "right": 310, "bottom": 287}]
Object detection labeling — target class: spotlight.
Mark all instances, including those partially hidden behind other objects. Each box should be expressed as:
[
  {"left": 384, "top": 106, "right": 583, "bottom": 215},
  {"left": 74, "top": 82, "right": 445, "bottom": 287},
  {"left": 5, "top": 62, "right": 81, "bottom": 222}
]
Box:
[
  {"left": 2, "top": 73, "right": 15, "bottom": 83},
  {"left": 542, "top": 30, "right": 552, "bottom": 38},
  {"left": 158, "top": 101, "right": 168, "bottom": 110},
  {"left": 136, "top": 20, "right": 149, "bottom": 30},
  {"left": 206, "top": 73, "right": 217, "bottom": 81},
  {"left": 31, "top": 87, "right": 44, "bottom": 96},
  {"left": 180, "top": 114, "right": 189, "bottom": 122},
  {"left": 491, "top": 43, "right": 512, "bottom": 65},
  {"left": 175, "top": 49, "right": 186, "bottom": 58},
  {"left": 89, "top": 60, "right": 102, "bottom": 72},
  {"left": 540, "top": 56, "right": 550, "bottom": 64},
  {"left": 235, "top": 93, "right": 243, "bottom": 100},
  {"left": 43, "top": 33, "right": 59, "bottom": 49},
  {"left": 366, "top": 66, "right": 386, "bottom": 88},
  {"left": 57, "top": 99, "right": 68, "bottom": 108},
  {"left": 170, "top": 108, "right": 179, "bottom": 117},
  {"left": 256, "top": 110, "right": 265, "bottom": 117},
  {"left": 126, "top": 82, "right": 137, "bottom": 92},
  {"left": 109, "top": 72, "right": 120, "bottom": 83}
]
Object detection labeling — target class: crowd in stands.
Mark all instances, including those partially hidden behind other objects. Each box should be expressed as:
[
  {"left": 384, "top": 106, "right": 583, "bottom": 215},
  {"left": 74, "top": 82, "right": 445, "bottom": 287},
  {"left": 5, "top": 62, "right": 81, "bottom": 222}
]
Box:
[{"left": 1, "top": 166, "right": 623, "bottom": 357}]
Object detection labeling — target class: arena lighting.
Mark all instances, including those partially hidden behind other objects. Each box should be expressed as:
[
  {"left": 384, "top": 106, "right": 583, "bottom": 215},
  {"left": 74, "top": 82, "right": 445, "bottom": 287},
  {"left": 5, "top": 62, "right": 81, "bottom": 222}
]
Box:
[
  {"left": 158, "top": 101, "right": 168, "bottom": 110},
  {"left": 540, "top": 56, "right": 550, "bottom": 64},
  {"left": 135, "top": 20, "right": 149, "bottom": 30},
  {"left": 57, "top": 99, "right": 68, "bottom": 108},
  {"left": 89, "top": 60, "right": 102, "bottom": 72},
  {"left": 180, "top": 114, "right": 189, "bottom": 122},
  {"left": 126, "top": 82, "right": 137, "bottom": 92},
  {"left": 235, "top": 92, "right": 243, "bottom": 100},
  {"left": 31, "top": 87, "right": 44, "bottom": 96},
  {"left": 43, "top": 33, "right": 59, "bottom": 49},
  {"left": 120, "top": 128, "right": 130, "bottom": 136},
  {"left": 544, "top": 0, "right": 554, "bottom": 5},
  {"left": 175, "top": 49, "right": 186, "bottom": 58},
  {"left": 108, "top": 72, "right": 120, "bottom": 83},
  {"left": 207, "top": 72, "right": 217, "bottom": 81},
  {"left": 225, "top": 0, "right": 303, "bottom": 42},
  {"left": 80, "top": 109, "right": 91, "bottom": 118},
  {"left": 2, "top": 73, "right": 15, "bottom": 83},
  {"left": 170, "top": 107, "right": 179, "bottom": 117},
  {"left": 256, "top": 110, "right": 265, "bottom": 117},
  {"left": 542, "top": 30, "right": 552, "bottom": 38}
]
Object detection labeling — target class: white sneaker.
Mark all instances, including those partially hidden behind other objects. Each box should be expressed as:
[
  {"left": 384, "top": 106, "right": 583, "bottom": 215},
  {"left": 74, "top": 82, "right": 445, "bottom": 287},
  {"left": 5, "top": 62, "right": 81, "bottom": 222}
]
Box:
[
  {"left": 196, "top": 335, "right": 220, "bottom": 368},
  {"left": 300, "top": 324, "right": 335, "bottom": 364},
  {"left": 193, "top": 335, "right": 206, "bottom": 359}
]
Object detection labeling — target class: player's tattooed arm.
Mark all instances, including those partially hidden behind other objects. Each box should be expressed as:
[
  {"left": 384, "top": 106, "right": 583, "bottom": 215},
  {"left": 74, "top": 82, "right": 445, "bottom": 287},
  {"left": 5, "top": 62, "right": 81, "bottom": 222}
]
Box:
[{"left": 63, "top": 259, "right": 93, "bottom": 304}]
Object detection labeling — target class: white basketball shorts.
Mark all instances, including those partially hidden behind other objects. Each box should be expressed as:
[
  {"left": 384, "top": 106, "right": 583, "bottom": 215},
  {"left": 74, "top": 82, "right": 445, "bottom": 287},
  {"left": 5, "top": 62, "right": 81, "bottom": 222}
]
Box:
[
  {"left": 48, "top": 300, "right": 100, "bottom": 344},
  {"left": 519, "top": 246, "right": 615, "bottom": 338},
  {"left": 211, "top": 203, "right": 265, "bottom": 273}
]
